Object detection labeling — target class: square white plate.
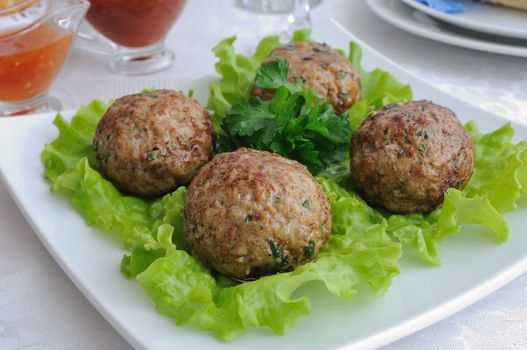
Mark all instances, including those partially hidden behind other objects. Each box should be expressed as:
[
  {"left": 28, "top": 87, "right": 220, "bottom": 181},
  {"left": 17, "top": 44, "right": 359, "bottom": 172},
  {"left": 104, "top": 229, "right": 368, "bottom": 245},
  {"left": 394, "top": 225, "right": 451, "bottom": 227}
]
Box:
[{"left": 1, "top": 18, "right": 526, "bottom": 350}]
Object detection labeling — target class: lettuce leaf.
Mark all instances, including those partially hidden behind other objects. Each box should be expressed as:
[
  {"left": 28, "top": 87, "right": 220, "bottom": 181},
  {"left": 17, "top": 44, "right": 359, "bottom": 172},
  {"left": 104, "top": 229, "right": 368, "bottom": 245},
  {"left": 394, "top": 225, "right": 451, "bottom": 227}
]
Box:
[
  {"left": 387, "top": 189, "right": 509, "bottom": 264},
  {"left": 464, "top": 122, "right": 527, "bottom": 213},
  {"left": 41, "top": 100, "right": 110, "bottom": 182},
  {"left": 207, "top": 35, "right": 280, "bottom": 128},
  {"left": 207, "top": 29, "right": 311, "bottom": 128},
  {"left": 349, "top": 42, "right": 413, "bottom": 111},
  {"left": 346, "top": 42, "right": 413, "bottom": 134}
]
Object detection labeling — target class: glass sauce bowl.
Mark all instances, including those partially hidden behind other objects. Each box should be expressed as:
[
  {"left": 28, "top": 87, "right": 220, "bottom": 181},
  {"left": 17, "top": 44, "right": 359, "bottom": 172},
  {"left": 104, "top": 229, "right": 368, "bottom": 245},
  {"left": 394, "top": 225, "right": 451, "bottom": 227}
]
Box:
[{"left": 0, "top": 0, "right": 89, "bottom": 116}]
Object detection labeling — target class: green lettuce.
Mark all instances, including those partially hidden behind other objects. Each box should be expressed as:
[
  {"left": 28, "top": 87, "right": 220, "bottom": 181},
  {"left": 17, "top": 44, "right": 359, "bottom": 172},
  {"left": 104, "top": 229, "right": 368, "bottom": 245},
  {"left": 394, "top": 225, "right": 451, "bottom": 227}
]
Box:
[
  {"left": 464, "top": 122, "right": 527, "bottom": 213},
  {"left": 386, "top": 189, "right": 509, "bottom": 264},
  {"left": 41, "top": 100, "right": 110, "bottom": 182},
  {"left": 207, "top": 30, "right": 311, "bottom": 128}
]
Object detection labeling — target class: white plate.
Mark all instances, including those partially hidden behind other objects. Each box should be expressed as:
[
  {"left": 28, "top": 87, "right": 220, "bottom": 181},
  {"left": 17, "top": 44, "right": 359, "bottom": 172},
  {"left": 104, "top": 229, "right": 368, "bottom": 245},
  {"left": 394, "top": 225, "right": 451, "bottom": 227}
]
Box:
[
  {"left": 401, "top": 0, "right": 527, "bottom": 40},
  {"left": 367, "top": 0, "right": 527, "bottom": 58},
  {"left": 1, "top": 18, "right": 527, "bottom": 350}
]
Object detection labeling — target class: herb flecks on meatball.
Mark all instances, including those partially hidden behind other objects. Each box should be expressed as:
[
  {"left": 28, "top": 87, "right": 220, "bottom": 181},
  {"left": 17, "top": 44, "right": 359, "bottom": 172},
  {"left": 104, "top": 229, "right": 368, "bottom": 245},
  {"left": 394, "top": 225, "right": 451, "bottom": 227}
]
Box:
[
  {"left": 351, "top": 100, "right": 474, "bottom": 214},
  {"left": 253, "top": 41, "right": 361, "bottom": 115},
  {"left": 183, "top": 148, "right": 331, "bottom": 279},
  {"left": 93, "top": 89, "right": 215, "bottom": 197}
]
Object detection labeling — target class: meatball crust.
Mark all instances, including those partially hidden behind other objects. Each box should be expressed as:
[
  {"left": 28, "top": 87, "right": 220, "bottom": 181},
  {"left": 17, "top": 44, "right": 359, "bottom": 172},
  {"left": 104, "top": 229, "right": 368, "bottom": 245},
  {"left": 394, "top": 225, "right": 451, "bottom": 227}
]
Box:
[
  {"left": 183, "top": 148, "right": 331, "bottom": 279},
  {"left": 252, "top": 41, "right": 361, "bottom": 115},
  {"left": 351, "top": 100, "right": 474, "bottom": 214},
  {"left": 93, "top": 90, "right": 215, "bottom": 196}
]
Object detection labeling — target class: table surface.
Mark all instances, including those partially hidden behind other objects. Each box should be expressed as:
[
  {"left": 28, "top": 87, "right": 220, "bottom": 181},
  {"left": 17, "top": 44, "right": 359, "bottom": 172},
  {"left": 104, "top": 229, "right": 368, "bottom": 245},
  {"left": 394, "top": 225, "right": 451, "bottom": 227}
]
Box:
[{"left": 1, "top": 1, "right": 527, "bottom": 349}]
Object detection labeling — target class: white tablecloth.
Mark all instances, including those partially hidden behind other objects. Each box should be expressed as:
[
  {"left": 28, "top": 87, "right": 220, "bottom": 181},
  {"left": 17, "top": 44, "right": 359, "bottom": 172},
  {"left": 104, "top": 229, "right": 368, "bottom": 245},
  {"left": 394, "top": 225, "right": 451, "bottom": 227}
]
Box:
[{"left": 1, "top": 1, "right": 526, "bottom": 349}]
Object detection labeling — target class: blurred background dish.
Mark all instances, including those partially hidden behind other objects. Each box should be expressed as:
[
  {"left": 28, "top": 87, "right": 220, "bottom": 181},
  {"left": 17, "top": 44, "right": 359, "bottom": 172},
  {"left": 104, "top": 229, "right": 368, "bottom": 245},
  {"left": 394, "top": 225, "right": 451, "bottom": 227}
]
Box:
[
  {"left": 402, "top": 0, "right": 527, "bottom": 40},
  {"left": 237, "top": 0, "right": 323, "bottom": 38},
  {"left": 237, "top": 0, "right": 322, "bottom": 14},
  {"left": 0, "top": 0, "right": 89, "bottom": 116},
  {"left": 367, "top": 0, "right": 527, "bottom": 58},
  {"left": 77, "top": 0, "right": 187, "bottom": 75},
  {"left": 486, "top": 0, "right": 527, "bottom": 11}
]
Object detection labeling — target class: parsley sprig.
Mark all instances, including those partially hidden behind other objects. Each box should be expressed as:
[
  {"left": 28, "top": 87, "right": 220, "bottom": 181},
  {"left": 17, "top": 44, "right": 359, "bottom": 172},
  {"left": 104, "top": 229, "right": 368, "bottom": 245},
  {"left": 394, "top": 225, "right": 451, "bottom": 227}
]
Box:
[{"left": 220, "top": 57, "right": 350, "bottom": 174}]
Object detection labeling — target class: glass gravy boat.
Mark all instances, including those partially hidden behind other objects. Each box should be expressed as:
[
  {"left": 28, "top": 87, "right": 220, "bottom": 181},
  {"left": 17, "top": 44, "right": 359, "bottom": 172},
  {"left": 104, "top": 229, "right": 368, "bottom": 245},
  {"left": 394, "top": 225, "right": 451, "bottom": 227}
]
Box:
[{"left": 0, "top": 0, "right": 89, "bottom": 116}]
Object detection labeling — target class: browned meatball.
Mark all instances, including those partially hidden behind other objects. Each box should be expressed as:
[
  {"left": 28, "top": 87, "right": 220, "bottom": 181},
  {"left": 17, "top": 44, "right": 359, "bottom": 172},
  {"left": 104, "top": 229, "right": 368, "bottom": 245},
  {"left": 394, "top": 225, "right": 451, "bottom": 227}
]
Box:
[
  {"left": 351, "top": 100, "right": 474, "bottom": 214},
  {"left": 252, "top": 41, "right": 361, "bottom": 115},
  {"left": 183, "top": 148, "right": 331, "bottom": 279},
  {"left": 93, "top": 90, "right": 215, "bottom": 196}
]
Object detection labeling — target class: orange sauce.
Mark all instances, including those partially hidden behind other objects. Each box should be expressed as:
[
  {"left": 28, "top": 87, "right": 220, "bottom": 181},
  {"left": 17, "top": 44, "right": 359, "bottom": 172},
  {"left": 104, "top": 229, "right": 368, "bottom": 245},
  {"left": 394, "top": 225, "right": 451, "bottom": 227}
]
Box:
[
  {"left": 0, "top": 23, "right": 73, "bottom": 102},
  {"left": 86, "top": 0, "right": 186, "bottom": 48}
]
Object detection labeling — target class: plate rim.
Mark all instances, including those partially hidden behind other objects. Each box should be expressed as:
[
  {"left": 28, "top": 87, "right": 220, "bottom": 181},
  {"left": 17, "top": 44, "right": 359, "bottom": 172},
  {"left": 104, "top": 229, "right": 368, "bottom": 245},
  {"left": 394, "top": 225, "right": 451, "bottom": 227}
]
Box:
[
  {"left": 366, "top": 0, "right": 527, "bottom": 58},
  {"left": 1, "top": 17, "right": 527, "bottom": 350},
  {"left": 400, "top": 0, "right": 527, "bottom": 40}
]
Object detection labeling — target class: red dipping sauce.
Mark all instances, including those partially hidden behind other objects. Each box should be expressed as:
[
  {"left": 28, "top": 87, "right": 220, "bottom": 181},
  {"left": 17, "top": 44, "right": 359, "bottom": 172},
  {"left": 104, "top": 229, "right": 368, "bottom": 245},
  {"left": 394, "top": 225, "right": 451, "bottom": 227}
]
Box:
[
  {"left": 0, "top": 23, "right": 73, "bottom": 102},
  {"left": 86, "top": 0, "right": 186, "bottom": 48}
]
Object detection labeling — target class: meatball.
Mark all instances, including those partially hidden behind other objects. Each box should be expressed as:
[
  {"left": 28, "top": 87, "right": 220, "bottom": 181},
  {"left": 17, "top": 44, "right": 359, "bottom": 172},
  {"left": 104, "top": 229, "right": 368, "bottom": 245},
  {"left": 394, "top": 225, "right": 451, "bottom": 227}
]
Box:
[
  {"left": 351, "top": 100, "right": 474, "bottom": 214},
  {"left": 183, "top": 148, "right": 331, "bottom": 279},
  {"left": 93, "top": 90, "right": 215, "bottom": 196},
  {"left": 252, "top": 41, "right": 361, "bottom": 115}
]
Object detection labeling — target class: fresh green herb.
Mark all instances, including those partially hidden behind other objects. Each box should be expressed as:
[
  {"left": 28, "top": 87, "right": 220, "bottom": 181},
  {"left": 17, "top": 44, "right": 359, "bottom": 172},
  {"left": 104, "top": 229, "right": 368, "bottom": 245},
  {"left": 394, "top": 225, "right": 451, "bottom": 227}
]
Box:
[
  {"left": 177, "top": 89, "right": 195, "bottom": 98},
  {"left": 417, "top": 144, "right": 427, "bottom": 154},
  {"left": 254, "top": 57, "right": 301, "bottom": 93},
  {"left": 383, "top": 127, "right": 389, "bottom": 135},
  {"left": 273, "top": 195, "right": 282, "bottom": 203},
  {"left": 146, "top": 146, "right": 168, "bottom": 162},
  {"left": 220, "top": 58, "right": 350, "bottom": 174},
  {"left": 303, "top": 240, "right": 315, "bottom": 259},
  {"left": 146, "top": 154, "right": 158, "bottom": 162},
  {"left": 280, "top": 255, "right": 290, "bottom": 266},
  {"left": 416, "top": 130, "right": 428, "bottom": 139},
  {"left": 302, "top": 200, "right": 310, "bottom": 209},
  {"left": 141, "top": 87, "right": 156, "bottom": 93},
  {"left": 102, "top": 152, "right": 110, "bottom": 164},
  {"left": 267, "top": 240, "right": 281, "bottom": 258},
  {"left": 244, "top": 214, "right": 253, "bottom": 222}
]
